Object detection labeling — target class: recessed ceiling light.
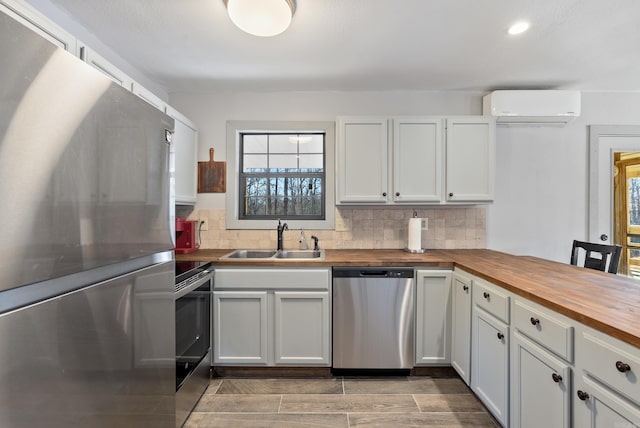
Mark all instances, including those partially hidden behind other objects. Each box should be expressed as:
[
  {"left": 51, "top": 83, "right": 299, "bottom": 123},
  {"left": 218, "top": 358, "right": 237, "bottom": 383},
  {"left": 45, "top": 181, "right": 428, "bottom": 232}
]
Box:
[{"left": 508, "top": 21, "right": 530, "bottom": 35}]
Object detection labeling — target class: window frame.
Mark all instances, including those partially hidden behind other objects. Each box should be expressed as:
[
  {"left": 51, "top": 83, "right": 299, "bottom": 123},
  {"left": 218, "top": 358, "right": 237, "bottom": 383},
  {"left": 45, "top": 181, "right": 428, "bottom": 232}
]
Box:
[{"left": 226, "top": 120, "right": 335, "bottom": 230}]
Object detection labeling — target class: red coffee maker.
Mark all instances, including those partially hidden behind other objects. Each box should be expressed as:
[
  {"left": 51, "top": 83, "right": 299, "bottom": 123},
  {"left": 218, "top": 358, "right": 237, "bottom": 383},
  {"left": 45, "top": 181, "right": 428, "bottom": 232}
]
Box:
[{"left": 175, "top": 218, "right": 199, "bottom": 254}]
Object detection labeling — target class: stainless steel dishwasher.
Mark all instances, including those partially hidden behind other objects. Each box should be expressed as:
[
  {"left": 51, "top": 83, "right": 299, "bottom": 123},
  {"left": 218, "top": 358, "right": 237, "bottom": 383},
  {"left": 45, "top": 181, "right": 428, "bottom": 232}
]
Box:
[{"left": 332, "top": 267, "right": 415, "bottom": 369}]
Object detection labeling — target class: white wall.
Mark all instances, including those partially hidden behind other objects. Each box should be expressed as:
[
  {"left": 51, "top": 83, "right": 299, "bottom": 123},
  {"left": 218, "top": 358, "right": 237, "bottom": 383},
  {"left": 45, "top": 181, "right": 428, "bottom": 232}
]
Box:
[{"left": 169, "top": 90, "right": 640, "bottom": 262}]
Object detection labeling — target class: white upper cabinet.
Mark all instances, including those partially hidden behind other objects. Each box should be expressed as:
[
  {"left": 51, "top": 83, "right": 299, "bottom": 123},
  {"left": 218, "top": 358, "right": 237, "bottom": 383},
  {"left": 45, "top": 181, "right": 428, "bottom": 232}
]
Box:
[
  {"left": 337, "top": 115, "right": 494, "bottom": 205},
  {"left": 1, "top": 0, "right": 78, "bottom": 54},
  {"left": 132, "top": 81, "right": 168, "bottom": 112},
  {"left": 337, "top": 117, "right": 388, "bottom": 203},
  {"left": 393, "top": 117, "right": 443, "bottom": 202},
  {"left": 80, "top": 45, "right": 133, "bottom": 89},
  {"left": 167, "top": 107, "right": 198, "bottom": 205},
  {"left": 445, "top": 116, "right": 495, "bottom": 202}
]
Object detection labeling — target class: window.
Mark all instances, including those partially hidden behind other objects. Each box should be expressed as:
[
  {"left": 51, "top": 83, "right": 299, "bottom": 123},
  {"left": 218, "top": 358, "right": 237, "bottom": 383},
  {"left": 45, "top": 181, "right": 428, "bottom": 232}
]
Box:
[
  {"left": 226, "top": 121, "right": 335, "bottom": 230},
  {"left": 240, "top": 133, "right": 325, "bottom": 220}
]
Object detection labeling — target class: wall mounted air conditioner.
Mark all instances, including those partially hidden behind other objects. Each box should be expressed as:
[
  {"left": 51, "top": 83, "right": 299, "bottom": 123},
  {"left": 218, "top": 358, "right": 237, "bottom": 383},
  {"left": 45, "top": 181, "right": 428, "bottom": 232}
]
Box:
[{"left": 482, "top": 90, "right": 581, "bottom": 126}]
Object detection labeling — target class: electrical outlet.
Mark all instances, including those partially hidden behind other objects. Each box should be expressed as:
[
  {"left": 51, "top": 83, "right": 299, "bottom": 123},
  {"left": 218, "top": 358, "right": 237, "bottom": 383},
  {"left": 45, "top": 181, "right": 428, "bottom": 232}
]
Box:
[
  {"left": 421, "top": 218, "right": 428, "bottom": 230},
  {"left": 335, "top": 218, "right": 349, "bottom": 231},
  {"left": 199, "top": 217, "right": 209, "bottom": 231}
]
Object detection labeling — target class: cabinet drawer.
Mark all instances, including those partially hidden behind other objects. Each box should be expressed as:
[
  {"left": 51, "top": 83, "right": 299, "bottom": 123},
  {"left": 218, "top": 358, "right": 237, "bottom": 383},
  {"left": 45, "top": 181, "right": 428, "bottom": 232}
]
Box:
[
  {"left": 513, "top": 299, "right": 574, "bottom": 362},
  {"left": 580, "top": 330, "right": 640, "bottom": 405},
  {"left": 473, "top": 279, "right": 510, "bottom": 323},
  {"left": 214, "top": 268, "right": 330, "bottom": 290}
]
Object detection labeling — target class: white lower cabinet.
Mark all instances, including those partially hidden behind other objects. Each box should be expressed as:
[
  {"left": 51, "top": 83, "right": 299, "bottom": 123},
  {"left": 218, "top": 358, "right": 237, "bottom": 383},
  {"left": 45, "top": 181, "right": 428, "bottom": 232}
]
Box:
[
  {"left": 574, "top": 325, "right": 640, "bottom": 427},
  {"left": 213, "top": 291, "right": 268, "bottom": 365},
  {"left": 472, "top": 307, "right": 509, "bottom": 426},
  {"left": 451, "top": 269, "right": 472, "bottom": 385},
  {"left": 274, "top": 291, "right": 330, "bottom": 365},
  {"left": 574, "top": 375, "right": 640, "bottom": 428},
  {"left": 510, "top": 332, "right": 571, "bottom": 428},
  {"left": 213, "top": 268, "right": 331, "bottom": 367},
  {"left": 415, "top": 269, "right": 452, "bottom": 365}
]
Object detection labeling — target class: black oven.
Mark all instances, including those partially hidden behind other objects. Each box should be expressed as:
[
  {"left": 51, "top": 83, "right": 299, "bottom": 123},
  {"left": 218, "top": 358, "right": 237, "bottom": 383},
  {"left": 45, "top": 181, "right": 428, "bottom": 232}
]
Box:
[{"left": 175, "top": 260, "right": 213, "bottom": 427}]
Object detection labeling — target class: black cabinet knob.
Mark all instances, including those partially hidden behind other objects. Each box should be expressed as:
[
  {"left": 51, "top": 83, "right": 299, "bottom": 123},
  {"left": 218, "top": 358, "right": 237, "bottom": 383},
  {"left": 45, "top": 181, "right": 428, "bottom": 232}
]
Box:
[
  {"left": 483, "top": 292, "right": 490, "bottom": 299},
  {"left": 497, "top": 332, "right": 504, "bottom": 340},
  {"left": 382, "top": 192, "right": 387, "bottom": 197},
  {"left": 616, "top": 361, "right": 631, "bottom": 373},
  {"left": 449, "top": 192, "right": 454, "bottom": 197},
  {"left": 463, "top": 285, "right": 469, "bottom": 292},
  {"left": 395, "top": 192, "right": 400, "bottom": 197},
  {"left": 530, "top": 317, "right": 540, "bottom": 326},
  {"left": 552, "top": 373, "right": 562, "bottom": 383},
  {"left": 577, "top": 390, "right": 590, "bottom": 401}
]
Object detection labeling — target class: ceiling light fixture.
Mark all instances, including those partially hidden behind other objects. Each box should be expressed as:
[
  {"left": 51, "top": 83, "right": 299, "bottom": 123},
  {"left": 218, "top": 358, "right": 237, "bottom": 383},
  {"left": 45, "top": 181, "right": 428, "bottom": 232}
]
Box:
[
  {"left": 223, "top": 0, "right": 296, "bottom": 37},
  {"left": 508, "top": 21, "right": 530, "bottom": 35}
]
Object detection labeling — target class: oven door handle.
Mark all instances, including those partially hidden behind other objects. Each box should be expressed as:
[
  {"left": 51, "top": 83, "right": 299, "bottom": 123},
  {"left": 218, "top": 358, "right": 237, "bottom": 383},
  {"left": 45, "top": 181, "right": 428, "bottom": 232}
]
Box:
[{"left": 175, "top": 271, "right": 213, "bottom": 300}]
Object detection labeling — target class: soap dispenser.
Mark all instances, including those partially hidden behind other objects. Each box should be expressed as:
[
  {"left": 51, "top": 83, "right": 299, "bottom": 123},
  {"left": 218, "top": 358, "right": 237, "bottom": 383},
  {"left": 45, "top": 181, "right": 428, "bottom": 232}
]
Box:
[{"left": 299, "top": 229, "right": 309, "bottom": 250}]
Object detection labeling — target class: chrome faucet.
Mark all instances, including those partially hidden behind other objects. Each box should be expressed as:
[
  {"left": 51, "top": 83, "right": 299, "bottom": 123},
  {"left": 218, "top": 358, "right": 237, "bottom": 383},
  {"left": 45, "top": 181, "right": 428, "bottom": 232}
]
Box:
[{"left": 277, "top": 219, "right": 289, "bottom": 251}]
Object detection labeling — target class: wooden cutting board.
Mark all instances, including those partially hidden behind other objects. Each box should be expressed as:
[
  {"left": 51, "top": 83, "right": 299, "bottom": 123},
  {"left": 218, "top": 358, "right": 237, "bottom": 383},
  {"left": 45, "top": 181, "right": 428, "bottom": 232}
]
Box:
[{"left": 198, "top": 148, "right": 226, "bottom": 193}]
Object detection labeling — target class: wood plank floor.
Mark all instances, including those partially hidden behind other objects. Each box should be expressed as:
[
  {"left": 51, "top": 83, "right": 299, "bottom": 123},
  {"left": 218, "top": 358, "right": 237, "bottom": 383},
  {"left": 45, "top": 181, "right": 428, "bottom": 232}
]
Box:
[{"left": 184, "top": 376, "right": 500, "bottom": 427}]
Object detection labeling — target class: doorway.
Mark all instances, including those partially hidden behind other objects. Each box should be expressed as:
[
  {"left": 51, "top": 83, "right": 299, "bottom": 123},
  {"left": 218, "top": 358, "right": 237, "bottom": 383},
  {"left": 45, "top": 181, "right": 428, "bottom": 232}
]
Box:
[
  {"left": 589, "top": 125, "right": 640, "bottom": 277},
  {"left": 613, "top": 153, "right": 640, "bottom": 277}
]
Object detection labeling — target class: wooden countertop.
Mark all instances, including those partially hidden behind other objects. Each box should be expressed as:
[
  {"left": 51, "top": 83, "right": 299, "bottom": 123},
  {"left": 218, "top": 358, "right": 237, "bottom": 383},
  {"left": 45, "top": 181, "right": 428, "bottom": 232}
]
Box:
[{"left": 177, "top": 248, "right": 640, "bottom": 349}]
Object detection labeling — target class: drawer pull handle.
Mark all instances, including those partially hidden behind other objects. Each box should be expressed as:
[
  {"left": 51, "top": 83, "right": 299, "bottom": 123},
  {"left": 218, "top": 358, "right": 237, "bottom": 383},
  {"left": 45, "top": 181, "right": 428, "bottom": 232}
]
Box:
[
  {"left": 552, "top": 373, "right": 562, "bottom": 383},
  {"left": 483, "top": 292, "right": 490, "bottom": 299},
  {"left": 530, "top": 317, "right": 540, "bottom": 326},
  {"left": 497, "top": 332, "right": 504, "bottom": 340},
  {"left": 616, "top": 361, "right": 631, "bottom": 373},
  {"left": 577, "top": 390, "right": 590, "bottom": 401},
  {"left": 463, "top": 285, "right": 469, "bottom": 292}
]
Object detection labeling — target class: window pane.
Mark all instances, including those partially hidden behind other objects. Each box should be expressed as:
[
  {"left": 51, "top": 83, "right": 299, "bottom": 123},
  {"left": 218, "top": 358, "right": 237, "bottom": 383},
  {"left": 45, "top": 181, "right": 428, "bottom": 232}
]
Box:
[
  {"left": 299, "top": 154, "right": 323, "bottom": 170},
  {"left": 298, "top": 135, "right": 323, "bottom": 153},
  {"left": 628, "top": 177, "right": 640, "bottom": 227},
  {"left": 269, "top": 135, "right": 297, "bottom": 153},
  {"left": 244, "top": 135, "right": 267, "bottom": 153},
  {"left": 243, "top": 154, "right": 268, "bottom": 171},
  {"left": 270, "top": 154, "right": 298, "bottom": 169},
  {"left": 241, "top": 175, "right": 324, "bottom": 218}
]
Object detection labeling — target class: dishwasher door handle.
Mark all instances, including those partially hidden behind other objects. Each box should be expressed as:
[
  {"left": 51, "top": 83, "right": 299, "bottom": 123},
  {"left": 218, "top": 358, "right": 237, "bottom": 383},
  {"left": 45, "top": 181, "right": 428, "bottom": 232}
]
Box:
[{"left": 359, "top": 271, "right": 389, "bottom": 277}]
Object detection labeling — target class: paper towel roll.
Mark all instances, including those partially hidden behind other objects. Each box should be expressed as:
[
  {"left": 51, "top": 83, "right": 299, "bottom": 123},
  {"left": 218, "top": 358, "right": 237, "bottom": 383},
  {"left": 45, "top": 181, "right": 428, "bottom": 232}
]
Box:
[{"left": 408, "top": 217, "right": 422, "bottom": 250}]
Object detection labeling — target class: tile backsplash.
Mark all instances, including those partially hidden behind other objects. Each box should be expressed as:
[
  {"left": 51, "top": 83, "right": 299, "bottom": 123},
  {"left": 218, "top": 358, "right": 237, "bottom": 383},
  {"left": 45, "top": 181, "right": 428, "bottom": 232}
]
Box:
[{"left": 193, "top": 207, "right": 485, "bottom": 250}]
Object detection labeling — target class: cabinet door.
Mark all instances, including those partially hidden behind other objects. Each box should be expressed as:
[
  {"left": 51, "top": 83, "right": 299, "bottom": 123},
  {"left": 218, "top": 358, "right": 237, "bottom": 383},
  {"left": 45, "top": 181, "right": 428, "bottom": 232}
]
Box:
[
  {"left": 213, "top": 291, "right": 268, "bottom": 365},
  {"left": 451, "top": 270, "right": 472, "bottom": 384},
  {"left": 132, "top": 81, "right": 167, "bottom": 112},
  {"left": 445, "top": 117, "right": 495, "bottom": 202},
  {"left": 81, "top": 46, "right": 133, "bottom": 89},
  {"left": 167, "top": 107, "right": 198, "bottom": 205},
  {"left": 574, "top": 375, "right": 640, "bottom": 428},
  {"left": 337, "top": 117, "right": 388, "bottom": 203},
  {"left": 1, "top": 0, "right": 78, "bottom": 54},
  {"left": 274, "top": 291, "right": 330, "bottom": 366},
  {"left": 472, "top": 307, "right": 509, "bottom": 426},
  {"left": 393, "top": 118, "right": 443, "bottom": 202},
  {"left": 415, "top": 270, "right": 452, "bottom": 365},
  {"left": 511, "top": 332, "right": 571, "bottom": 428}
]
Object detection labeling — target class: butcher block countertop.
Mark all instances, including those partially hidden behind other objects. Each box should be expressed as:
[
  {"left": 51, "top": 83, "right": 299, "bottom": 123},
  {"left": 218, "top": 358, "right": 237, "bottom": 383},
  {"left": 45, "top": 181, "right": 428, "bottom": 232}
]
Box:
[{"left": 177, "top": 248, "right": 640, "bottom": 349}]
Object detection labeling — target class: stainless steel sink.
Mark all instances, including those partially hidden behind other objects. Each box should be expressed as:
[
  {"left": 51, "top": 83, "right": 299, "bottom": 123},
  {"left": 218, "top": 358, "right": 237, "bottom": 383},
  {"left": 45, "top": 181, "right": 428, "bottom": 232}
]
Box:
[
  {"left": 221, "top": 249, "right": 277, "bottom": 259},
  {"left": 220, "top": 249, "right": 324, "bottom": 261},
  {"left": 274, "top": 250, "right": 322, "bottom": 259}
]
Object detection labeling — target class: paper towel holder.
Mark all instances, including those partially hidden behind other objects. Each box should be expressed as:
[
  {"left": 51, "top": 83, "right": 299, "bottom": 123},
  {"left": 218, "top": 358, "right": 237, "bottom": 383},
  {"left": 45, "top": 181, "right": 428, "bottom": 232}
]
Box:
[{"left": 404, "top": 210, "right": 425, "bottom": 253}]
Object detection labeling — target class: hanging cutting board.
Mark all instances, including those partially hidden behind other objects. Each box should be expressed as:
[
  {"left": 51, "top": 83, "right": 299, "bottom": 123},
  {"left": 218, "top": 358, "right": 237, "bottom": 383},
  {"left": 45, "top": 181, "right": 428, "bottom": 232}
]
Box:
[{"left": 197, "top": 148, "right": 226, "bottom": 193}]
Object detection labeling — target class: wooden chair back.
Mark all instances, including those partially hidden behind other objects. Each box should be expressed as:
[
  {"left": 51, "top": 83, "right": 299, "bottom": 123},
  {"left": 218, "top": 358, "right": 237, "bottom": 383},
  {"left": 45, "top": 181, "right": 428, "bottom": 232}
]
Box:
[{"left": 570, "top": 240, "right": 622, "bottom": 274}]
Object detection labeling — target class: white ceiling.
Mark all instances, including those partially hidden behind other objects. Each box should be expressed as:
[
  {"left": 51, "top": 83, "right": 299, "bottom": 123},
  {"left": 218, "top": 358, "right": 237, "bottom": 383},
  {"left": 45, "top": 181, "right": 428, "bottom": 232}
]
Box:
[{"left": 43, "top": 0, "right": 640, "bottom": 94}]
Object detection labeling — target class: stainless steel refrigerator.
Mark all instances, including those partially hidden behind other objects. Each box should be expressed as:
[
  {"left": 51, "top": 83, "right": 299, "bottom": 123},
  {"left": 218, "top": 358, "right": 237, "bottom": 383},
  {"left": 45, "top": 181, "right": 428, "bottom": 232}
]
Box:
[{"left": 0, "top": 9, "right": 176, "bottom": 428}]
